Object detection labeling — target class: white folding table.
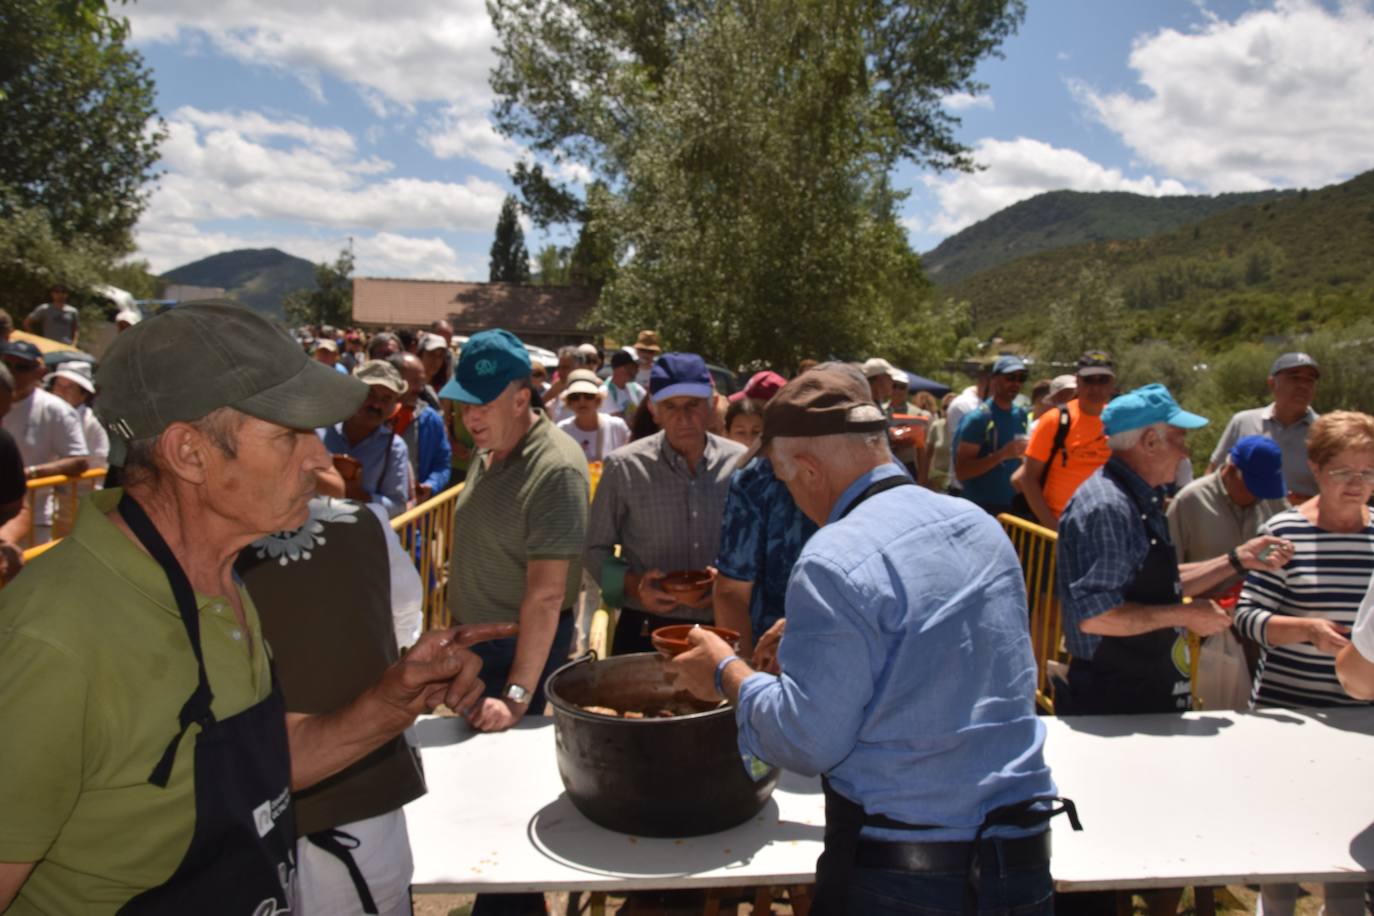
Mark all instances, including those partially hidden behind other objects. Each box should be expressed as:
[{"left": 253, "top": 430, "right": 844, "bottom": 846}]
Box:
[{"left": 405, "top": 706, "right": 1374, "bottom": 896}]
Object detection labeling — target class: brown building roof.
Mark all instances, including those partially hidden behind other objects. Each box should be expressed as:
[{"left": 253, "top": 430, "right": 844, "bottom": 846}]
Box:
[{"left": 351, "top": 278, "right": 600, "bottom": 342}]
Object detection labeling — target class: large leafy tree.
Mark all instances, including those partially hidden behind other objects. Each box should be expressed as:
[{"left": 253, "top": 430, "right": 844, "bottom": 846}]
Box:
[
  {"left": 488, "top": 0, "right": 1024, "bottom": 368},
  {"left": 489, "top": 195, "right": 532, "bottom": 283},
  {"left": 283, "top": 247, "right": 355, "bottom": 330},
  {"left": 0, "top": 1, "right": 164, "bottom": 253}
]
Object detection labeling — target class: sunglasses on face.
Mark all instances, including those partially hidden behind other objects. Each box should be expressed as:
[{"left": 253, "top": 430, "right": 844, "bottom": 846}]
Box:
[
  {"left": 1078, "top": 376, "right": 1113, "bottom": 386},
  {"left": 1002, "top": 374, "right": 1028, "bottom": 383},
  {"left": 2, "top": 358, "right": 40, "bottom": 373},
  {"left": 567, "top": 393, "right": 597, "bottom": 403}
]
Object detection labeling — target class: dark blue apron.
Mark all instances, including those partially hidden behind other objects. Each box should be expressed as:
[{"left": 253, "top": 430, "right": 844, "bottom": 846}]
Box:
[
  {"left": 1061, "top": 462, "right": 1192, "bottom": 715},
  {"left": 811, "top": 475, "right": 1080, "bottom": 915},
  {"left": 115, "top": 493, "right": 297, "bottom": 915}
]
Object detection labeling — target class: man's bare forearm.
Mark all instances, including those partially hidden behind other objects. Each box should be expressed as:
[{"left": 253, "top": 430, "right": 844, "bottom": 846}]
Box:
[
  {"left": 286, "top": 689, "right": 415, "bottom": 790},
  {"left": 1179, "top": 553, "right": 1238, "bottom": 598},
  {"left": 508, "top": 561, "right": 570, "bottom": 697},
  {"left": 1080, "top": 603, "right": 1192, "bottom": 638},
  {"left": 713, "top": 577, "right": 755, "bottom": 658},
  {"left": 30, "top": 456, "right": 88, "bottom": 479},
  {"left": 1336, "top": 645, "right": 1374, "bottom": 700}
]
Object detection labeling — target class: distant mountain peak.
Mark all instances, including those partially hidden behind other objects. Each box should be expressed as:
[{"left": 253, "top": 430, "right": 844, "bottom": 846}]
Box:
[{"left": 162, "top": 248, "right": 318, "bottom": 318}]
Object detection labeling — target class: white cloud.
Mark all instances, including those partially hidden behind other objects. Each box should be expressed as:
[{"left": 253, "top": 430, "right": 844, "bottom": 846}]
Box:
[
  {"left": 1075, "top": 0, "right": 1374, "bottom": 191},
  {"left": 419, "top": 103, "right": 525, "bottom": 172},
  {"left": 943, "top": 91, "right": 994, "bottom": 111},
  {"left": 916, "top": 137, "right": 1189, "bottom": 236},
  {"left": 135, "top": 107, "right": 508, "bottom": 275},
  {"left": 354, "top": 233, "right": 474, "bottom": 280},
  {"left": 126, "top": 1, "right": 495, "bottom": 110}
]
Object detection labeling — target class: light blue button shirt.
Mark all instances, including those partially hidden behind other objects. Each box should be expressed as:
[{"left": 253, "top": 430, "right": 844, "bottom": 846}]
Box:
[
  {"left": 735, "top": 462, "right": 1056, "bottom": 841},
  {"left": 319, "top": 424, "right": 411, "bottom": 518}
]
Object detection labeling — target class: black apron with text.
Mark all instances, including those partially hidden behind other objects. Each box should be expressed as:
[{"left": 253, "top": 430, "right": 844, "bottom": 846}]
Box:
[
  {"left": 115, "top": 494, "right": 296, "bottom": 916},
  {"left": 809, "top": 475, "right": 1079, "bottom": 915},
  {"left": 1061, "top": 462, "right": 1192, "bottom": 716}
]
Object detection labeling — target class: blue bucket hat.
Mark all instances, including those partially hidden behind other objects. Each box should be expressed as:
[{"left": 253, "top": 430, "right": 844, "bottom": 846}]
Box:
[
  {"left": 1102, "top": 383, "right": 1209, "bottom": 436},
  {"left": 649, "top": 352, "right": 713, "bottom": 403},
  {"left": 1229, "top": 435, "right": 1286, "bottom": 500},
  {"left": 439, "top": 328, "right": 532, "bottom": 405}
]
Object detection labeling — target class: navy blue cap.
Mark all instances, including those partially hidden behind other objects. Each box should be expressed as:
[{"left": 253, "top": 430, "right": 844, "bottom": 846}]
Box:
[
  {"left": 992, "top": 355, "right": 1027, "bottom": 376},
  {"left": 1229, "top": 435, "right": 1286, "bottom": 500},
  {"left": 650, "top": 352, "right": 713, "bottom": 403},
  {"left": 1102, "top": 383, "right": 1209, "bottom": 436},
  {"left": 1, "top": 341, "right": 43, "bottom": 364},
  {"left": 439, "top": 328, "right": 532, "bottom": 405}
]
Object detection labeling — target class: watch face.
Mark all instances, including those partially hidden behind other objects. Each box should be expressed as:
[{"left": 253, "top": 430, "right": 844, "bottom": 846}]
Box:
[{"left": 503, "top": 684, "right": 530, "bottom": 704}]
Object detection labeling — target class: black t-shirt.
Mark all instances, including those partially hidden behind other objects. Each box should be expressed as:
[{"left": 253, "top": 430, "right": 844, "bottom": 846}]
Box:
[{"left": 0, "top": 428, "right": 25, "bottom": 505}]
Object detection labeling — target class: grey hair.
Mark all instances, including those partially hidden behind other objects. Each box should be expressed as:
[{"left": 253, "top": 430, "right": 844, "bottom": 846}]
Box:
[
  {"left": 1108, "top": 421, "right": 1169, "bottom": 452},
  {"left": 121, "top": 407, "right": 246, "bottom": 487},
  {"left": 557, "top": 345, "right": 586, "bottom": 366},
  {"left": 770, "top": 432, "right": 891, "bottom": 481}
]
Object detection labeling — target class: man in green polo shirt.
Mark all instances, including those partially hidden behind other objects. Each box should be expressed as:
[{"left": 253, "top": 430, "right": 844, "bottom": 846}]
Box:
[
  {"left": 442, "top": 328, "right": 589, "bottom": 734},
  {"left": 0, "top": 302, "right": 492, "bottom": 915}
]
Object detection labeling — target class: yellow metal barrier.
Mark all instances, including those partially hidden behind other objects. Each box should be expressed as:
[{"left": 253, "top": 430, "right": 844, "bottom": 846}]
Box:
[
  {"left": 390, "top": 483, "right": 464, "bottom": 631},
  {"left": 25, "top": 468, "right": 108, "bottom": 547},
  {"left": 998, "top": 514, "right": 1065, "bottom": 713}
]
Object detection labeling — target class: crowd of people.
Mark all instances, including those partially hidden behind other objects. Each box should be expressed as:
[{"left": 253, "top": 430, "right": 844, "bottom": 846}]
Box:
[{"left": 0, "top": 297, "right": 1371, "bottom": 915}]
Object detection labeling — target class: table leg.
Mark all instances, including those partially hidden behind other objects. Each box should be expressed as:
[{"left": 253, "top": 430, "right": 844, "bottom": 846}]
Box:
[
  {"left": 1194, "top": 886, "right": 1216, "bottom": 916},
  {"left": 589, "top": 890, "right": 607, "bottom": 916}
]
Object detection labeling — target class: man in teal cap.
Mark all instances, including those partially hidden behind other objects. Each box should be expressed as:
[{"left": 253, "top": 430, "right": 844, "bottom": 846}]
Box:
[
  {"left": 1054, "top": 383, "right": 1292, "bottom": 716},
  {"left": 441, "top": 328, "right": 589, "bottom": 734}
]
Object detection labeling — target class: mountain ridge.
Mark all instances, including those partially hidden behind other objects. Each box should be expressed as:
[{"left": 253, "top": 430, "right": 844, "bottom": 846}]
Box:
[{"left": 162, "top": 247, "right": 316, "bottom": 318}]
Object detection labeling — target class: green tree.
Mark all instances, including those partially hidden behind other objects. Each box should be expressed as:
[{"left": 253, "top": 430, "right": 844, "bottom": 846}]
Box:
[
  {"left": 1036, "top": 265, "right": 1127, "bottom": 366},
  {"left": 534, "top": 244, "right": 570, "bottom": 285},
  {"left": 1, "top": 1, "right": 164, "bottom": 252},
  {"left": 0, "top": 193, "right": 113, "bottom": 318},
  {"left": 489, "top": 195, "right": 531, "bottom": 283},
  {"left": 488, "top": 0, "right": 1024, "bottom": 366},
  {"left": 283, "top": 247, "right": 355, "bottom": 329},
  {"left": 568, "top": 181, "right": 618, "bottom": 290}
]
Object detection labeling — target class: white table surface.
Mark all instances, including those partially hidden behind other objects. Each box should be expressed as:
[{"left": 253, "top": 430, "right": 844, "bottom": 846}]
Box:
[{"left": 404, "top": 707, "right": 1374, "bottom": 894}]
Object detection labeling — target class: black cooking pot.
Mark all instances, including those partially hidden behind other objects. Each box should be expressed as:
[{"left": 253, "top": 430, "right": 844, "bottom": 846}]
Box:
[{"left": 545, "top": 652, "right": 779, "bottom": 837}]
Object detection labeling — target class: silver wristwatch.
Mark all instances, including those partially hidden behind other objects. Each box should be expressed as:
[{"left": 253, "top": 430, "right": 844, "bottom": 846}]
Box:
[{"left": 503, "top": 683, "right": 531, "bottom": 705}]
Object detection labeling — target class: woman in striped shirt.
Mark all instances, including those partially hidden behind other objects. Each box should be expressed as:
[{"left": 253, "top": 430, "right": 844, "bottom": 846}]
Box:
[
  {"left": 1236, "top": 411, "right": 1374, "bottom": 708},
  {"left": 1234, "top": 411, "right": 1374, "bottom": 916}
]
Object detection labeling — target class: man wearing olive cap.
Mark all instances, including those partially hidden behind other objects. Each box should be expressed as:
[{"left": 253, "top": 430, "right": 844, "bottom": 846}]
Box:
[
  {"left": 320, "top": 359, "right": 413, "bottom": 518},
  {"left": 672, "top": 365, "right": 1073, "bottom": 916},
  {"left": 0, "top": 301, "right": 492, "bottom": 915}
]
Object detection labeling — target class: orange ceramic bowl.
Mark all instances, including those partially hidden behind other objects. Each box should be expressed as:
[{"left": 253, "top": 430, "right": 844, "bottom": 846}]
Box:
[
  {"left": 651, "top": 624, "right": 740, "bottom": 658},
  {"left": 658, "top": 568, "right": 716, "bottom": 605}
]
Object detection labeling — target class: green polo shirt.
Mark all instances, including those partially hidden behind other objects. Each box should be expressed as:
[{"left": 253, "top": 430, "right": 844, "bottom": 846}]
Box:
[
  {"left": 0, "top": 488, "right": 272, "bottom": 915},
  {"left": 448, "top": 411, "right": 589, "bottom": 623}
]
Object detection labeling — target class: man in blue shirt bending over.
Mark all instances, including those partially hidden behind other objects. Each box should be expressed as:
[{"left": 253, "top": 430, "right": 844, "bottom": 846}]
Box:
[{"left": 674, "top": 366, "right": 1075, "bottom": 916}]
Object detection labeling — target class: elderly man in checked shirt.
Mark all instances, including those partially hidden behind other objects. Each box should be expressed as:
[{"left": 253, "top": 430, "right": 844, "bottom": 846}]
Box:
[{"left": 584, "top": 352, "right": 746, "bottom": 655}]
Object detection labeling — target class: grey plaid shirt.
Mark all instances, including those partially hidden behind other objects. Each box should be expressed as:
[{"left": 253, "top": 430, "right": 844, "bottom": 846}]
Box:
[{"left": 585, "top": 430, "right": 746, "bottom": 621}]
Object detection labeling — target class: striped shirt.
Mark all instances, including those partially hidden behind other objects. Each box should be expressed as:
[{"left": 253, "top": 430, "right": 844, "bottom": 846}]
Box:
[{"left": 1234, "top": 508, "right": 1374, "bottom": 708}]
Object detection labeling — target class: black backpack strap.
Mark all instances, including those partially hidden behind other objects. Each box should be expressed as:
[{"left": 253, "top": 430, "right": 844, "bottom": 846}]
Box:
[{"left": 1037, "top": 406, "right": 1074, "bottom": 487}]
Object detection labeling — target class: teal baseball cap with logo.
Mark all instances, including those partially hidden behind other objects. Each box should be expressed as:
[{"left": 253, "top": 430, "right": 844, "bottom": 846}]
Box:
[
  {"left": 439, "top": 328, "right": 533, "bottom": 405},
  {"left": 1102, "top": 383, "right": 1209, "bottom": 436}
]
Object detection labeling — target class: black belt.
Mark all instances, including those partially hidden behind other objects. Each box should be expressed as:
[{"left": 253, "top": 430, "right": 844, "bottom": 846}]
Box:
[{"left": 854, "top": 830, "right": 1050, "bottom": 875}]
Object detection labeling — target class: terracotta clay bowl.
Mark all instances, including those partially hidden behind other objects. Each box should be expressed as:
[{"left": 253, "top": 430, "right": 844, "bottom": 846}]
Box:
[{"left": 651, "top": 623, "right": 740, "bottom": 658}]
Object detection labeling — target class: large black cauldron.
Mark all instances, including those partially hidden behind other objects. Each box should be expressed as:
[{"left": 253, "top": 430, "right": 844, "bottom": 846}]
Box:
[{"left": 545, "top": 652, "right": 779, "bottom": 837}]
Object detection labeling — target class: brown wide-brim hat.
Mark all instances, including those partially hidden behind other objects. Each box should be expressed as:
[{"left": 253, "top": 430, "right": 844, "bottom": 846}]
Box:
[
  {"left": 96, "top": 300, "right": 367, "bottom": 465},
  {"left": 739, "top": 365, "right": 887, "bottom": 466},
  {"left": 633, "top": 330, "right": 663, "bottom": 353}
]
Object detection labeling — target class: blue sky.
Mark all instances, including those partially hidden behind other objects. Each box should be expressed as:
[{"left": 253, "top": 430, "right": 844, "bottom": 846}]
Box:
[{"left": 124, "top": 0, "right": 1374, "bottom": 279}]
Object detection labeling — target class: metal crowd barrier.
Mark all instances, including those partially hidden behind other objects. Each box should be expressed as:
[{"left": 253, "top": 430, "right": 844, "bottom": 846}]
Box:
[
  {"left": 997, "top": 513, "right": 1065, "bottom": 713},
  {"left": 25, "top": 468, "right": 108, "bottom": 547},
  {"left": 390, "top": 483, "right": 465, "bottom": 631}
]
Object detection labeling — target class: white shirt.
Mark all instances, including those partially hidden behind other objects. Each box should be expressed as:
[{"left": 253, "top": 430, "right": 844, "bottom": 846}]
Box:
[
  {"left": 944, "top": 385, "right": 982, "bottom": 488},
  {"left": 600, "top": 379, "right": 645, "bottom": 417},
  {"left": 1353, "top": 574, "right": 1374, "bottom": 664},
  {"left": 76, "top": 403, "right": 109, "bottom": 470},
  {"left": 557, "top": 414, "right": 630, "bottom": 463},
  {"left": 3, "top": 388, "right": 89, "bottom": 527}
]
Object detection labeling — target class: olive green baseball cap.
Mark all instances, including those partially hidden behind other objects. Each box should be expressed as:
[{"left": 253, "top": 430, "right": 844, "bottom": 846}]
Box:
[{"left": 96, "top": 300, "right": 367, "bottom": 465}]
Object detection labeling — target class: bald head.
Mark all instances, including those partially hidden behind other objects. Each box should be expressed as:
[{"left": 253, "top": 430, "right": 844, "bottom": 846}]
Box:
[{"left": 389, "top": 352, "right": 426, "bottom": 406}]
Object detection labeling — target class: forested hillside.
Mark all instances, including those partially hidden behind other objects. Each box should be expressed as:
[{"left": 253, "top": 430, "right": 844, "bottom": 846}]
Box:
[
  {"left": 922, "top": 187, "right": 1292, "bottom": 286},
  {"left": 944, "top": 170, "right": 1374, "bottom": 350}
]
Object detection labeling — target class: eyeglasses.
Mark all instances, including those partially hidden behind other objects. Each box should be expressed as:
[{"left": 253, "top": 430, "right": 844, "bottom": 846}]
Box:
[
  {"left": 566, "top": 393, "right": 597, "bottom": 403},
  {"left": 1002, "top": 374, "right": 1028, "bottom": 383},
  {"left": 1324, "top": 467, "right": 1374, "bottom": 486},
  {"left": 1, "top": 358, "right": 40, "bottom": 373}
]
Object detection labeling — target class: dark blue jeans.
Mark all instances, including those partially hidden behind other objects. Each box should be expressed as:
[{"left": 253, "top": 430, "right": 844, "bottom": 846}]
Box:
[
  {"left": 846, "top": 860, "right": 1054, "bottom": 915},
  {"left": 469, "top": 611, "right": 574, "bottom": 713}
]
